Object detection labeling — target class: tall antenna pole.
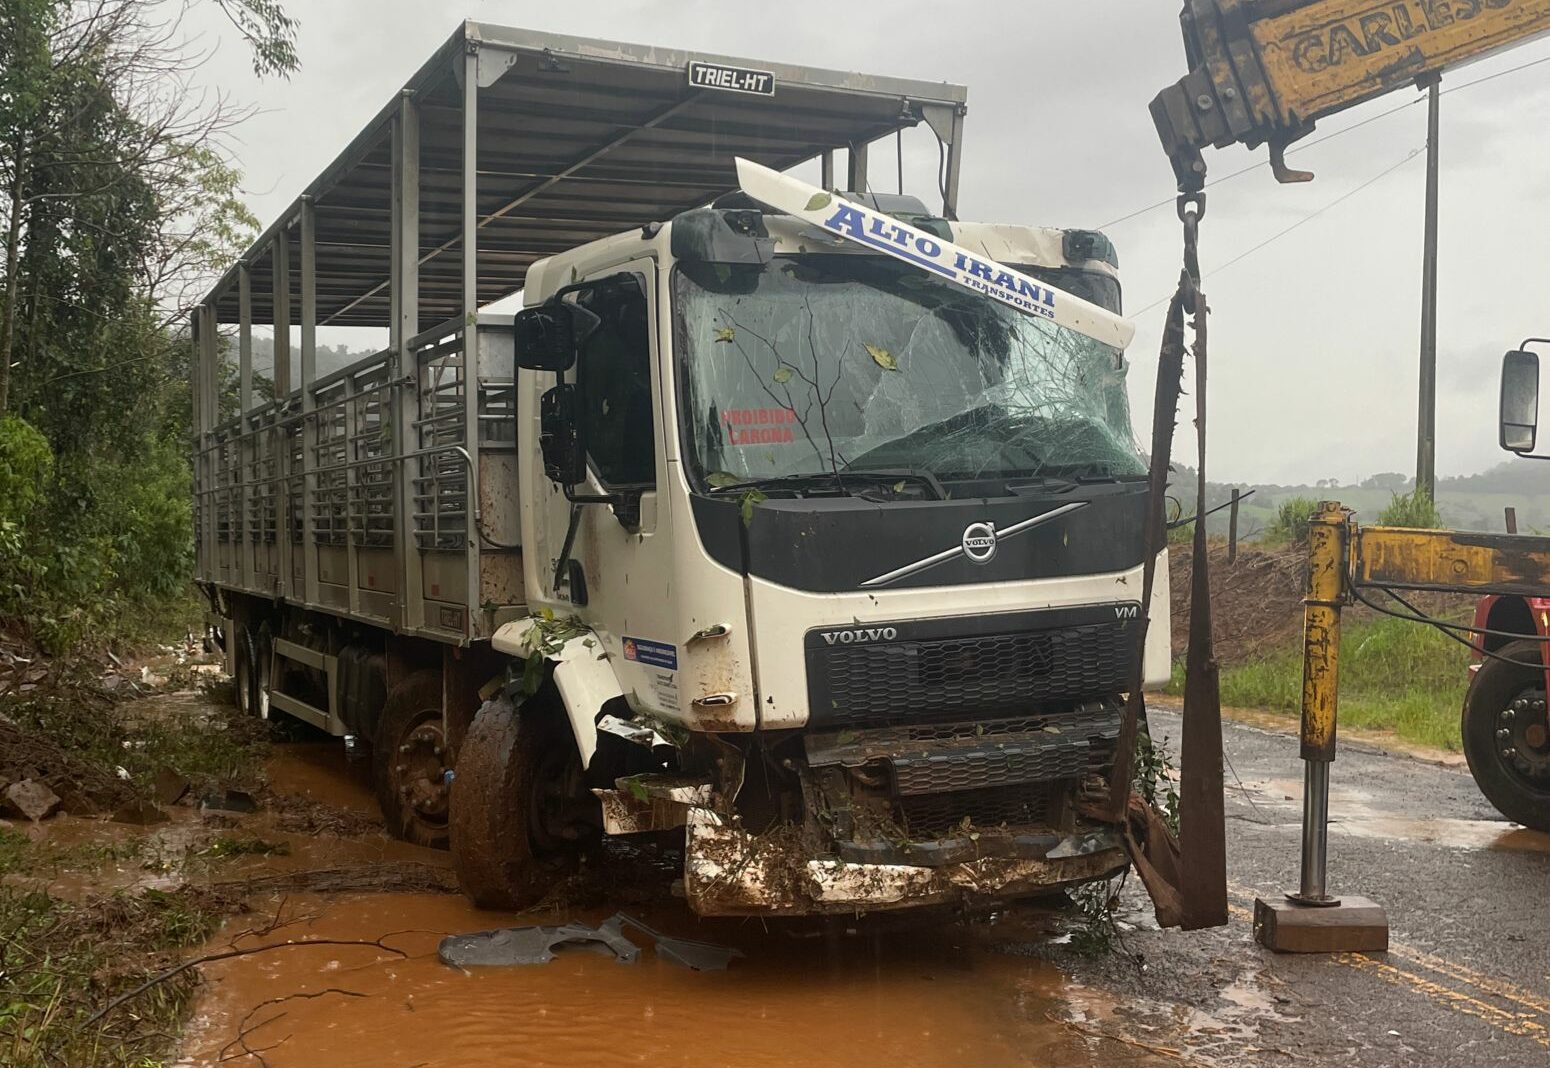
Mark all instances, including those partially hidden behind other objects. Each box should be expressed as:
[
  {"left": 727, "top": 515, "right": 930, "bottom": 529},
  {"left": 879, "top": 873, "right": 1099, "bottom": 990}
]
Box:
[{"left": 1417, "top": 75, "right": 1441, "bottom": 501}]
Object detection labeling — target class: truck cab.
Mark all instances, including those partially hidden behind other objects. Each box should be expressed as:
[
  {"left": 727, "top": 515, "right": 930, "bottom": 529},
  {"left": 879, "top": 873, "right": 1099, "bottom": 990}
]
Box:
[{"left": 484, "top": 193, "right": 1169, "bottom": 914}]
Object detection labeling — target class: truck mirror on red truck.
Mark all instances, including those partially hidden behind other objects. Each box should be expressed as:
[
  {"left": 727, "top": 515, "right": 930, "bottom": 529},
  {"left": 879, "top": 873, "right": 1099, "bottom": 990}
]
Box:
[{"left": 1501, "top": 347, "right": 1541, "bottom": 454}]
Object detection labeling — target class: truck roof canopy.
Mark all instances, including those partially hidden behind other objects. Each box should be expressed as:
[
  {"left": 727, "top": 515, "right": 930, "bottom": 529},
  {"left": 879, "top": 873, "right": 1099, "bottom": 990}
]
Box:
[{"left": 204, "top": 21, "right": 969, "bottom": 330}]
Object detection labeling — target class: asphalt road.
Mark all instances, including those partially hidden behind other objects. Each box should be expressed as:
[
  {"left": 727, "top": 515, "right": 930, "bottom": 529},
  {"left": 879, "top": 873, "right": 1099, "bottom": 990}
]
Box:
[{"left": 1007, "top": 707, "right": 1550, "bottom": 1068}]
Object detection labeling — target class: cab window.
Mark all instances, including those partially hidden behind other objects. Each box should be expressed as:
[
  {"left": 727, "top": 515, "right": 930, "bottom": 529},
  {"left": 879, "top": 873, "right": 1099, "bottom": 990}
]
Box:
[{"left": 569, "top": 274, "right": 656, "bottom": 488}]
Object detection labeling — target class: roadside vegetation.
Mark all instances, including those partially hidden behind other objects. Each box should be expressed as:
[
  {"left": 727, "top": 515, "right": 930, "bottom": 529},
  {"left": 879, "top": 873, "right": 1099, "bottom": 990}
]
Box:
[
  {"left": 1169, "top": 610, "right": 1471, "bottom": 751},
  {"left": 0, "top": 884, "right": 233, "bottom": 1068},
  {"left": 0, "top": 662, "right": 272, "bottom": 1067},
  {"left": 1169, "top": 539, "right": 1474, "bottom": 752},
  {"left": 1263, "top": 495, "right": 1319, "bottom": 545},
  {"left": 1, "top": 6, "right": 300, "bottom": 1064},
  {"left": 1377, "top": 488, "right": 1442, "bottom": 528},
  {"left": 0, "top": 1, "right": 297, "bottom": 656}
]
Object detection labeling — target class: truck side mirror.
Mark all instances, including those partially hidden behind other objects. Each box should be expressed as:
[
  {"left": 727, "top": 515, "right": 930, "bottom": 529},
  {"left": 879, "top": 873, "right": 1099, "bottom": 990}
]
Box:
[
  {"left": 1500, "top": 349, "right": 1540, "bottom": 454},
  {"left": 539, "top": 383, "right": 587, "bottom": 485},
  {"left": 515, "top": 302, "right": 601, "bottom": 372}
]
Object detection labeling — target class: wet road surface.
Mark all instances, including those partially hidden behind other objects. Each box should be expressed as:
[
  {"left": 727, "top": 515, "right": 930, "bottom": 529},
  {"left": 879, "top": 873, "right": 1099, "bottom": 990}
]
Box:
[
  {"left": 1033, "top": 708, "right": 1550, "bottom": 1068},
  {"left": 161, "top": 706, "right": 1549, "bottom": 1067}
]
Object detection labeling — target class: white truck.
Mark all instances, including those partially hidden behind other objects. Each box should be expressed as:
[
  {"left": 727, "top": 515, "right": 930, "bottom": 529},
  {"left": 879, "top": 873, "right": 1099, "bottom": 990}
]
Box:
[{"left": 191, "top": 22, "right": 1168, "bottom": 916}]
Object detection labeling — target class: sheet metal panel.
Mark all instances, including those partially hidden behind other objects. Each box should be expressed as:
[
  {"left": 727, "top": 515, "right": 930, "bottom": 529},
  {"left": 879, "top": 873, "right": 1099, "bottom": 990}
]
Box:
[{"left": 205, "top": 21, "right": 966, "bottom": 328}]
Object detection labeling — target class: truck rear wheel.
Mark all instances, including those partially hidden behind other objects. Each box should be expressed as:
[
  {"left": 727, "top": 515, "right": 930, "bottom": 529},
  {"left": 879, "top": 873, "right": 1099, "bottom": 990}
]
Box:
[
  {"left": 233, "top": 625, "right": 258, "bottom": 718},
  {"left": 1462, "top": 639, "right": 1550, "bottom": 832},
  {"left": 374, "top": 671, "right": 451, "bottom": 849},
  {"left": 449, "top": 694, "right": 588, "bottom": 909}
]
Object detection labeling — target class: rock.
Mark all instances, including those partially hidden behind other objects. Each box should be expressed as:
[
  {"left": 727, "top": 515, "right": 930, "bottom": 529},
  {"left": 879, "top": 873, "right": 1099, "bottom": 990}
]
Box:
[
  {"left": 153, "top": 766, "right": 190, "bottom": 805},
  {"left": 58, "top": 790, "right": 99, "bottom": 817},
  {"left": 199, "top": 789, "right": 258, "bottom": 815},
  {"left": 112, "top": 798, "right": 169, "bottom": 825},
  {"left": 2, "top": 779, "right": 62, "bottom": 822}
]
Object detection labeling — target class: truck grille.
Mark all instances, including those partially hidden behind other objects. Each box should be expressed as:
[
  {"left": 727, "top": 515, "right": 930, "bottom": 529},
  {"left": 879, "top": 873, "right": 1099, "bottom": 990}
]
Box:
[
  {"left": 900, "top": 784, "right": 1052, "bottom": 836},
  {"left": 805, "top": 606, "right": 1139, "bottom": 729}
]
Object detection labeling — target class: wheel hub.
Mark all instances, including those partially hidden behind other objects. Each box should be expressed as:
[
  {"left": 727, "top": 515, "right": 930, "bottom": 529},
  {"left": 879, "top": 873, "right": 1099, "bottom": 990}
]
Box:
[
  {"left": 396, "top": 718, "right": 450, "bottom": 822},
  {"left": 1497, "top": 692, "right": 1550, "bottom": 782},
  {"left": 529, "top": 747, "right": 590, "bottom": 853}
]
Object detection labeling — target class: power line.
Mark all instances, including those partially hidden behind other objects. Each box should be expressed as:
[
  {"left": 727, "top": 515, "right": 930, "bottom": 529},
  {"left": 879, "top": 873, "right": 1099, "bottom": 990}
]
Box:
[
  {"left": 1130, "top": 147, "right": 1424, "bottom": 318},
  {"left": 1097, "top": 98, "right": 1420, "bottom": 229},
  {"left": 1097, "top": 50, "right": 1550, "bottom": 232}
]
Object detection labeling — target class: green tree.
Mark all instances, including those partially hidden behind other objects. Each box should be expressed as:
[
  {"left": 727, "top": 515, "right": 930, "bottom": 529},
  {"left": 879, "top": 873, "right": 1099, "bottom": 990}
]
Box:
[{"left": 0, "top": 0, "right": 294, "bottom": 648}]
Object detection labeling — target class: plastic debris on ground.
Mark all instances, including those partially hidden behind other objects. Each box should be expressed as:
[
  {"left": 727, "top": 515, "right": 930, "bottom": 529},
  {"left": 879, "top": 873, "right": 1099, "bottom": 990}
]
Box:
[{"left": 438, "top": 912, "right": 743, "bottom": 971}]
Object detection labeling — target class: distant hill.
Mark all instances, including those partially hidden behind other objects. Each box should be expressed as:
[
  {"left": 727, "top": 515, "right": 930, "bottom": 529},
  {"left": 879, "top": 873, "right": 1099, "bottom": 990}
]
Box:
[{"left": 1170, "top": 461, "right": 1550, "bottom": 538}]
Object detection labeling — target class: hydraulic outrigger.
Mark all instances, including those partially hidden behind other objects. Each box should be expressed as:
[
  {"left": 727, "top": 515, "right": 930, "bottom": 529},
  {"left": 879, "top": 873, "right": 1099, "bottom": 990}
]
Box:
[{"left": 1257, "top": 498, "right": 1550, "bottom": 950}]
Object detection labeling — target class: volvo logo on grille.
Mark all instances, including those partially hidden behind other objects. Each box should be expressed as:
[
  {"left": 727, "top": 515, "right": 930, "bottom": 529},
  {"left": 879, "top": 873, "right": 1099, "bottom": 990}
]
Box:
[
  {"left": 820, "top": 626, "right": 898, "bottom": 645},
  {"left": 859, "top": 501, "right": 1089, "bottom": 589},
  {"left": 961, "top": 521, "right": 998, "bottom": 564}
]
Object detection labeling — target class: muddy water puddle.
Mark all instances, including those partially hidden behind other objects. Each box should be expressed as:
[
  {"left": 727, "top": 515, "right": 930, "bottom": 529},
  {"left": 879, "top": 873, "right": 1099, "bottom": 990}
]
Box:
[
  {"left": 1245, "top": 777, "right": 1550, "bottom": 853},
  {"left": 176, "top": 893, "right": 1174, "bottom": 1068},
  {"left": 3, "top": 737, "right": 437, "bottom": 900},
  {"left": 265, "top": 741, "right": 379, "bottom": 814}
]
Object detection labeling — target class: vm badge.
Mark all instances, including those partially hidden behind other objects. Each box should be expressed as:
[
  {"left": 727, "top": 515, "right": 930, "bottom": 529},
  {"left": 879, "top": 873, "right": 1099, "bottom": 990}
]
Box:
[{"left": 962, "top": 522, "right": 998, "bottom": 564}]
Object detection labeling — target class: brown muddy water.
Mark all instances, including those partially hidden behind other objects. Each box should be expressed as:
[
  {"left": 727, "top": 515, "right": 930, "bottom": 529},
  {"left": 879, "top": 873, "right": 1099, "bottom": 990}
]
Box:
[
  {"left": 162, "top": 732, "right": 1168, "bottom": 1066},
  {"left": 175, "top": 890, "right": 1163, "bottom": 1068},
  {"left": 8, "top": 683, "right": 1179, "bottom": 1066}
]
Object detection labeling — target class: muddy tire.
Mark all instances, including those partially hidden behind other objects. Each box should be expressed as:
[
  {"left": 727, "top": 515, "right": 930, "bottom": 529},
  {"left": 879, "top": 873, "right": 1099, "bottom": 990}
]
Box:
[
  {"left": 232, "top": 625, "right": 258, "bottom": 717},
  {"left": 450, "top": 695, "right": 584, "bottom": 909},
  {"left": 374, "top": 670, "right": 451, "bottom": 849},
  {"left": 1462, "top": 639, "right": 1550, "bottom": 832}
]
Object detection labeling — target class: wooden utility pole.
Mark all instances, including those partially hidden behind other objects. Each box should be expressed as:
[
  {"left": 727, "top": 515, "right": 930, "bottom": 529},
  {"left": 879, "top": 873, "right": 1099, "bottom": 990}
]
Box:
[
  {"left": 1228, "top": 488, "right": 1241, "bottom": 563},
  {"left": 1416, "top": 76, "right": 1441, "bottom": 501}
]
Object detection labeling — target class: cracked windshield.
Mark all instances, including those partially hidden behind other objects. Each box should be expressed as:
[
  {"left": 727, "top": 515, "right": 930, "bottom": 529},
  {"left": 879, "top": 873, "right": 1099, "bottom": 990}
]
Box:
[{"left": 675, "top": 255, "right": 1145, "bottom": 493}]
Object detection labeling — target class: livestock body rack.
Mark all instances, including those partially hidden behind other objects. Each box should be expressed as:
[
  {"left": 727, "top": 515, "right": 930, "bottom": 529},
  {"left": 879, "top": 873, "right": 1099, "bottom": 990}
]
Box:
[{"left": 189, "top": 21, "right": 970, "bottom": 652}]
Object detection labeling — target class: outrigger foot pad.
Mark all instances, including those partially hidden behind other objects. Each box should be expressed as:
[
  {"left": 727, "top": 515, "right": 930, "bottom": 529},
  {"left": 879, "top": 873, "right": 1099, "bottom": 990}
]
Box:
[{"left": 1253, "top": 895, "right": 1389, "bottom": 953}]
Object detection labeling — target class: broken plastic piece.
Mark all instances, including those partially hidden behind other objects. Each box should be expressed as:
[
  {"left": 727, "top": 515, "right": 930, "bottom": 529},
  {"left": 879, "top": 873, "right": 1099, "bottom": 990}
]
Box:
[
  {"left": 439, "top": 921, "right": 641, "bottom": 968},
  {"left": 437, "top": 912, "right": 742, "bottom": 971},
  {"left": 604, "top": 913, "right": 744, "bottom": 972}
]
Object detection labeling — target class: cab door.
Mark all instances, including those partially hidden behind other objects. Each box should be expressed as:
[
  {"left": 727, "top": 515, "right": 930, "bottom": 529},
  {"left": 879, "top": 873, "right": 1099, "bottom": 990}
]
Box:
[{"left": 527, "top": 261, "right": 684, "bottom": 720}]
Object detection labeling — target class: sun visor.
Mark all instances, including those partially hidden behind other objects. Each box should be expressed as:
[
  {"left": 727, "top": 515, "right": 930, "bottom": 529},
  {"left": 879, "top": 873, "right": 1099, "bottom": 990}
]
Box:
[{"left": 735, "top": 158, "right": 1136, "bottom": 351}]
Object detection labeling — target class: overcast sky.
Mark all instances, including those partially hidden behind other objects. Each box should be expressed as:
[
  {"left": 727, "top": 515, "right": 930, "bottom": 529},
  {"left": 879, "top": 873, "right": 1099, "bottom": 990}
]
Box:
[{"left": 183, "top": 0, "right": 1550, "bottom": 485}]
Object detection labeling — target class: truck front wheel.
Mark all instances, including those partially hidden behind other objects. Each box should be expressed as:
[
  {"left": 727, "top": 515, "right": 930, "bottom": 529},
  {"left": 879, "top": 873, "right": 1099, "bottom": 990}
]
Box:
[
  {"left": 374, "top": 671, "right": 452, "bottom": 848},
  {"left": 1462, "top": 639, "right": 1550, "bottom": 832},
  {"left": 449, "top": 693, "right": 589, "bottom": 909}
]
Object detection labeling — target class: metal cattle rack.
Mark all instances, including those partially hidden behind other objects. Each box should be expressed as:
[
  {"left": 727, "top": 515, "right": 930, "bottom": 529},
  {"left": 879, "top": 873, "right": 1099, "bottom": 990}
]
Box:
[{"left": 190, "top": 20, "right": 970, "bottom": 645}]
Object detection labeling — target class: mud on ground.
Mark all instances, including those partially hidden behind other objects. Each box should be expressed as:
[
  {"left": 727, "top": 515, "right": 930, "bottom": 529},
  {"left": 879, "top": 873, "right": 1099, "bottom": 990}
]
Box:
[
  {"left": 0, "top": 645, "right": 447, "bottom": 1068},
  {"left": 1169, "top": 542, "right": 1474, "bottom": 666}
]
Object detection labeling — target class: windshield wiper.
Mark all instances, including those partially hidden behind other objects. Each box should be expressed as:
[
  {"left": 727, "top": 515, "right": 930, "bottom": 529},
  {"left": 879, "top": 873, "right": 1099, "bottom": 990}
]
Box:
[
  {"left": 1040, "top": 465, "right": 1148, "bottom": 484},
  {"left": 706, "top": 468, "right": 946, "bottom": 501}
]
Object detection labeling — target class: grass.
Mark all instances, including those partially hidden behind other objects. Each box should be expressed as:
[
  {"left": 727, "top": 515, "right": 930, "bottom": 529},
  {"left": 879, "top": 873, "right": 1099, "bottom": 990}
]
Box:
[
  {"left": 1169, "top": 614, "right": 1472, "bottom": 751},
  {"left": 1, "top": 667, "right": 269, "bottom": 803},
  {"left": 0, "top": 885, "right": 235, "bottom": 1068},
  {"left": 0, "top": 642, "right": 270, "bottom": 1065}
]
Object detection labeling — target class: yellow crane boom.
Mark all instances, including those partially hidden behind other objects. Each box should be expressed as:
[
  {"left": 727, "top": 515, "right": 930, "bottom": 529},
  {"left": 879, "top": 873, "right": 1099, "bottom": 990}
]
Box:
[{"left": 1153, "top": 0, "right": 1550, "bottom": 188}]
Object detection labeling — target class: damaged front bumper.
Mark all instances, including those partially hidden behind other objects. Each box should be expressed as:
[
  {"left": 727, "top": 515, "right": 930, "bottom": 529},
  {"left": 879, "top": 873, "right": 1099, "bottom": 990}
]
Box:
[{"left": 681, "top": 809, "right": 1127, "bottom": 917}]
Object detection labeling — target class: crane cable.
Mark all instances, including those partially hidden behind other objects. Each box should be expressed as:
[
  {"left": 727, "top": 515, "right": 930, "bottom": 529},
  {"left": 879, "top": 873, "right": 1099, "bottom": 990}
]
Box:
[
  {"left": 1350, "top": 585, "right": 1550, "bottom": 671},
  {"left": 1130, "top": 147, "right": 1424, "bottom": 317},
  {"left": 1096, "top": 51, "right": 1550, "bottom": 232}
]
